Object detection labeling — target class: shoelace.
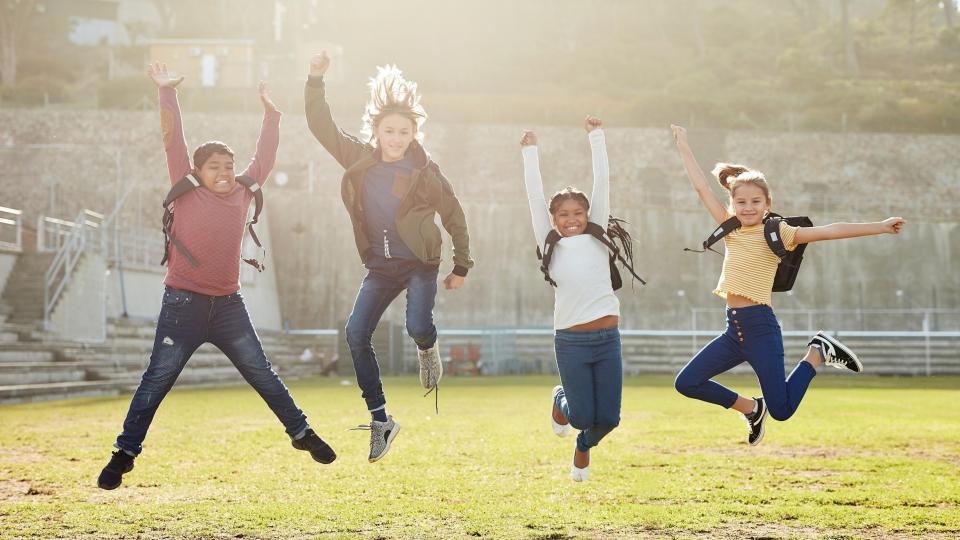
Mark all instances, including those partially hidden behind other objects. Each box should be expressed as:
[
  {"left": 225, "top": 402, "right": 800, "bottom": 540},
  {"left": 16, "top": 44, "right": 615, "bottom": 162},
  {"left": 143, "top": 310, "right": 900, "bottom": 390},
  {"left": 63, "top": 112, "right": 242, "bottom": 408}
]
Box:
[
  {"left": 349, "top": 424, "right": 372, "bottom": 431},
  {"left": 423, "top": 383, "right": 439, "bottom": 415}
]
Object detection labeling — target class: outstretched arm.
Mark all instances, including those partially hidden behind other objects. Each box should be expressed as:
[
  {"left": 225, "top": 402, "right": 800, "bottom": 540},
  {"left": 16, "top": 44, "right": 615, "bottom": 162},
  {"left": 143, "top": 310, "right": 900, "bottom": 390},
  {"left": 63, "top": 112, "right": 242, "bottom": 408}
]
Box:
[
  {"left": 671, "top": 125, "right": 729, "bottom": 224},
  {"left": 238, "top": 81, "right": 281, "bottom": 186},
  {"left": 585, "top": 116, "right": 609, "bottom": 226},
  {"left": 304, "top": 51, "right": 369, "bottom": 170},
  {"left": 521, "top": 130, "right": 553, "bottom": 248},
  {"left": 149, "top": 62, "right": 190, "bottom": 184},
  {"left": 795, "top": 217, "right": 906, "bottom": 244}
]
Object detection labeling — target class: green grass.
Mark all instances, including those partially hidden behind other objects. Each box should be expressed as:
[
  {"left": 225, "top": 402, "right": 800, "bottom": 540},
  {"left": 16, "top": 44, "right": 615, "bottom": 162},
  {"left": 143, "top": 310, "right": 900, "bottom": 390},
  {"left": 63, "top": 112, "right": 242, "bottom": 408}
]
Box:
[{"left": 1, "top": 375, "right": 959, "bottom": 539}]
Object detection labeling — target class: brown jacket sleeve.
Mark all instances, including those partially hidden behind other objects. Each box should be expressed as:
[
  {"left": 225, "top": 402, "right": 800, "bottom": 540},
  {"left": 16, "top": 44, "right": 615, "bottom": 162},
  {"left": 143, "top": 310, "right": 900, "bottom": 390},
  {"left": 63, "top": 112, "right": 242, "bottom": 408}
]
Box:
[
  {"left": 427, "top": 162, "right": 474, "bottom": 276},
  {"left": 304, "top": 76, "right": 370, "bottom": 169}
]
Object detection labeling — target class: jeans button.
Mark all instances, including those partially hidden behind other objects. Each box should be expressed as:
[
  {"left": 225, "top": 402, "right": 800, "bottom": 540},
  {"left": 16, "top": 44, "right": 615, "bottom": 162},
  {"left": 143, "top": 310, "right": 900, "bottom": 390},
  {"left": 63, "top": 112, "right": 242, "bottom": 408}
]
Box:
[{"left": 731, "top": 310, "right": 737, "bottom": 315}]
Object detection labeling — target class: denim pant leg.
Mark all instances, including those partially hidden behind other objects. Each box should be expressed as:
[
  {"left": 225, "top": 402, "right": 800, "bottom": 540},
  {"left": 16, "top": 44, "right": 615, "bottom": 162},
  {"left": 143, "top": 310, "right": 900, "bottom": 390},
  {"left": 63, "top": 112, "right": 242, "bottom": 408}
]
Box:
[
  {"left": 404, "top": 263, "right": 439, "bottom": 350},
  {"left": 208, "top": 293, "right": 310, "bottom": 439},
  {"left": 555, "top": 335, "right": 595, "bottom": 439},
  {"left": 674, "top": 334, "right": 744, "bottom": 409},
  {"left": 577, "top": 331, "right": 623, "bottom": 452},
  {"left": 345, "top": 268, "right": 404, "bottom": 411},
  {"left": 743, "top": 314, "right": 817, "bottom": 422},
  {"left": 116, "top": 289, "right": 205, "bottom": 455}
]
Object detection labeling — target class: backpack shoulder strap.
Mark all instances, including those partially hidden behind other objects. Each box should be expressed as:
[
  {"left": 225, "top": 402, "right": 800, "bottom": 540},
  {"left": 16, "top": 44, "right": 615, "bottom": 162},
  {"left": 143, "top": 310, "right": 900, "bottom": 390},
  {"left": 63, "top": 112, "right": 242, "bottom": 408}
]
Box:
[
  {"left": 763, "top": 213, "right": 788, "bottom": 259},
  {"left": 702, "top": 215, "right": 742, "bottom": 252},
  {"left": 586, "top": 222, "right": 647, "bottom": 286},
  {"left": 235, "top": 175, "right": 266, "bottom": 272},
  {"left": 537, "top": 230, "right": 562, "bottom": 287},
  {"left": 160, "top": 173, "right": 202, "bottom": 267},
  {"left": 163, "top": 173, "right": 201, "bottom": 208}
]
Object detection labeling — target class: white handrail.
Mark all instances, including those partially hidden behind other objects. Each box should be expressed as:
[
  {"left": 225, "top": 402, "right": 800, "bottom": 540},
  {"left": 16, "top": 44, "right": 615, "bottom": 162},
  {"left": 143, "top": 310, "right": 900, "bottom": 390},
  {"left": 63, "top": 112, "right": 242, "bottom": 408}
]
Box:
[
  {"left": 43, "top": 209, "right": 102, "bottom": 328},
  {"left": 0, "top": 206, "right": 22, "bottom": 252}
]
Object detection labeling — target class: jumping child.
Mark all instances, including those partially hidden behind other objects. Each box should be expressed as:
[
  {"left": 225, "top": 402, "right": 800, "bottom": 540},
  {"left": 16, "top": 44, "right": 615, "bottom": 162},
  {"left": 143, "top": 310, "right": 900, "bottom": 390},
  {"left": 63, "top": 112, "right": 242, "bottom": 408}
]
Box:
[
  {"left": 97, "top": 63, "right": 336, "bottom": 490},
  {"left": 305, "top": 52, "right": 473, "bottom": 462},
  {"left": 670, "top": 124, "right": 905, "bottom": 445}
]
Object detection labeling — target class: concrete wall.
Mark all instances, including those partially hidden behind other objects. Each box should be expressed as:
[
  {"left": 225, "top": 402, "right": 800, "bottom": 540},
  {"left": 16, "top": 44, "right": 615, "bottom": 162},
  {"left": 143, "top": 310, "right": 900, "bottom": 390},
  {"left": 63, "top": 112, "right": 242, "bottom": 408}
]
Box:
[
  {"left": 50, "top": 253, "right": 107, "bottom": 341},
  {"left": 0, "top": 252, "right": 16, "bottom": 299}
]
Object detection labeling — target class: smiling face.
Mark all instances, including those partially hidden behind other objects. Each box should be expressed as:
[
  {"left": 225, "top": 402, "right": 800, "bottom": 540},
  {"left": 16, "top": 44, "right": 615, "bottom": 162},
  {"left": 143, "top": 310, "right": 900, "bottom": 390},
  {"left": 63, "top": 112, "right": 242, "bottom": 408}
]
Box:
[
  {"left": 730, "top": 182, "right": 771, "bottom": 226},
  {"left": 551, "top": 198, "right": 589, "bottom": 237},
  {"left": 195, "top": 152, "right": 236, "bottom": 194},
  {"left": 375, "top": 113, "right": 417, "bottom": 163}
]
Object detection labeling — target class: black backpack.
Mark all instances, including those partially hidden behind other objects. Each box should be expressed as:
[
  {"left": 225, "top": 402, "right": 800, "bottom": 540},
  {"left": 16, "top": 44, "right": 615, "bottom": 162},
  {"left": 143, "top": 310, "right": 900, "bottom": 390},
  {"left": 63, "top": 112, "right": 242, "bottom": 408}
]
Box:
[
  {"left": 687, "top": 212, "right": 812, "bottom": 292},
  {"left": 160, "top": 173, "right": 266, "bottom": 271},
  {"left": 536, "top": 221, "right": 646, "bottom": 291}
]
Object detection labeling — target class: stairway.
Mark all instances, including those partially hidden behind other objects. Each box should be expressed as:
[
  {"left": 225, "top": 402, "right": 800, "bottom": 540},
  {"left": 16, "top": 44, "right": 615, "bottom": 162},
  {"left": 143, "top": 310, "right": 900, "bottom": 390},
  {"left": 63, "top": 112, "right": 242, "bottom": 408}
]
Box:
[{"left": 1, "top": 252, "right": 54, "bottom": 327}]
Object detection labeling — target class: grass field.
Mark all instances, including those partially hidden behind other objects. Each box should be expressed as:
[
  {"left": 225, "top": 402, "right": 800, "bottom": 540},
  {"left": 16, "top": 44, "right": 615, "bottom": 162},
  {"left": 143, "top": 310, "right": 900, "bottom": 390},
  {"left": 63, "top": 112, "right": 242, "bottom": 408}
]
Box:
[{"left": 1, "top": 374, "right": 958, "bottom": 539}]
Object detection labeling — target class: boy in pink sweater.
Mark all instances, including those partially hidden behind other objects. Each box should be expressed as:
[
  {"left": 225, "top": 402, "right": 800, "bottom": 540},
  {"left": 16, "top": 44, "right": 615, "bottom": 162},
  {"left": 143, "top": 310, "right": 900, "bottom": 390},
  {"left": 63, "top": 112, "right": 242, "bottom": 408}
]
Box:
[{"left": 97, "top": 63, "right": 335, "bottom": 490}]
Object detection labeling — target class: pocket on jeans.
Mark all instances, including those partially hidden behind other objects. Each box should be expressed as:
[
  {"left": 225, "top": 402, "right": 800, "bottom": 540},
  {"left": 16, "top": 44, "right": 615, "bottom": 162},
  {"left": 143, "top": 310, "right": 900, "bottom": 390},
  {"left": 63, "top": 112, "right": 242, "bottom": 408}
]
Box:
[{"left": 162, "top": 290, "right": 191, "bottom": 307}]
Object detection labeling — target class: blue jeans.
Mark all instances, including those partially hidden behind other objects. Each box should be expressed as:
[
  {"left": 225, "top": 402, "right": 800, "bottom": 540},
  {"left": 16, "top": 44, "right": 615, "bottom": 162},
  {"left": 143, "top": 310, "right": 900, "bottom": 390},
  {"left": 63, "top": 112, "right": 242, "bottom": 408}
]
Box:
[
  {"left": 553, "top": 327, "right": 622, "bottom": 453},
  {"left": 115, "top": 287, "right": 310, "bottom": 455},
  {"left": 345, "top": 255, "right": 439, "bottom": 411},
  {"left": 674, "top": 304, "right": 817, "bottom": 421}
]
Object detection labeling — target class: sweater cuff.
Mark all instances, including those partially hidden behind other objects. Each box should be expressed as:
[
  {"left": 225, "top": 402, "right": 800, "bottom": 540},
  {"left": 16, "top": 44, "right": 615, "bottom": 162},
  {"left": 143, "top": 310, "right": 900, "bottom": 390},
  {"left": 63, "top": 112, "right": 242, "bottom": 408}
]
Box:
[
  {"left": 588, "top": 128, "right": 605, "bottom": 144},
  {"left": 306, "top": 75, "right": 325, "bottom": 88},
  {"left": 452, "top": 265, "right": 469, "bottom": 277}
]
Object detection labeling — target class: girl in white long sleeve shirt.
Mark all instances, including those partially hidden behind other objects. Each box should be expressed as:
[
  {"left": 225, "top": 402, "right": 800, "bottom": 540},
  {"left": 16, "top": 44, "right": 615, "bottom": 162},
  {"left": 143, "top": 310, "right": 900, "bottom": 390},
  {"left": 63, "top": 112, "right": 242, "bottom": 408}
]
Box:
[{"left": 521, "top": 117, "right": 628, "bottom": 482}]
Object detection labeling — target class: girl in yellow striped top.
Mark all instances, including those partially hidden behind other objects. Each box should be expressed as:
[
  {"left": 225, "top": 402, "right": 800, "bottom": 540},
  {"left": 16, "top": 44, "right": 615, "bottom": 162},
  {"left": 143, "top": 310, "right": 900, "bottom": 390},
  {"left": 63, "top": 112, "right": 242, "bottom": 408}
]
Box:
[{"left": 669, "top": 125, "right": 906, "bottom": 446}]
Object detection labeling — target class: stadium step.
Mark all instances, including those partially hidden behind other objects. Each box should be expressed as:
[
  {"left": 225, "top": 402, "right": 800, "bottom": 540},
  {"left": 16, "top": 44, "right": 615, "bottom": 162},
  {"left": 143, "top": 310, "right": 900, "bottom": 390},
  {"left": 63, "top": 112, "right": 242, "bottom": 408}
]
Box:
[{"left": 0, "top": 379, "right": 140, "bottom": 405}]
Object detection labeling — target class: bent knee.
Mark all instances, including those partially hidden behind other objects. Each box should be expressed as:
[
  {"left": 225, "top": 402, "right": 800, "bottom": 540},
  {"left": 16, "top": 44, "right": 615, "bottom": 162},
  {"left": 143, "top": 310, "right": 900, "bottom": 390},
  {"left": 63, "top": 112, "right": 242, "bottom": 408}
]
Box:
[{"left": 766, "top": 403, "right": 795, "bottom": 422}]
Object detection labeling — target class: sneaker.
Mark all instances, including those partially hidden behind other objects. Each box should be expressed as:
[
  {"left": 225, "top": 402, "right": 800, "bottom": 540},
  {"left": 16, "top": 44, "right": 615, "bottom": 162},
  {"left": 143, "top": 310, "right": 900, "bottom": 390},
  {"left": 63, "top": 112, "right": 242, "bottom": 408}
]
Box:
[
  {"left": 291, "top": 429, "right": 337, "bottom": 464},
  {"left": 353, "top": 416, "right": 400, "bottom": 463},
  {"left": 743, "top": 397, "right": 768, "bottom": 446},
  {"left": 551, "top": 385, "right": 571, "bottom": 437},
  {"left": 97, "top": 450, "right": 135, "bottom": 490},
  {"left": 809, "top": 331, "right": 863, "bottom": 373},
  {"left": 418, "top": 342, "right": 443, "bottom": 389},
  {"left": 570, "top": 465, "right": 589, "bottom": 482}
]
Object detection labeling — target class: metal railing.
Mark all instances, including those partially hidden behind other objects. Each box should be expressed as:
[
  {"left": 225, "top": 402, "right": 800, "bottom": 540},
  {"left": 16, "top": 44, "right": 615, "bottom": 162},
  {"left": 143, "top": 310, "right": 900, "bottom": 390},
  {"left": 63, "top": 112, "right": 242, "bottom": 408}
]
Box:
[
  {"left": 37, "top": 210, "right": 104, "bottom": 253},
  {"left": 0, "top": 206, "right": 22, "bottom": 252},
  {"left": 43, "top": 209, "right": 99, "bottom": 328}
]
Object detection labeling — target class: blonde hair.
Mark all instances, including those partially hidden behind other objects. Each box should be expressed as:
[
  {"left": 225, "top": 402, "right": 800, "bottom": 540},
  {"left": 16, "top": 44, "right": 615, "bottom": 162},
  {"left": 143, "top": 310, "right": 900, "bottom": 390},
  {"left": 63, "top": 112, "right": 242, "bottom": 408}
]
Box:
[
  {"left": 711, "top": 162, "right": 773, "bottom": 207},
  {"left": 360, "top": 64, "right": 427, "bottom": 145}
]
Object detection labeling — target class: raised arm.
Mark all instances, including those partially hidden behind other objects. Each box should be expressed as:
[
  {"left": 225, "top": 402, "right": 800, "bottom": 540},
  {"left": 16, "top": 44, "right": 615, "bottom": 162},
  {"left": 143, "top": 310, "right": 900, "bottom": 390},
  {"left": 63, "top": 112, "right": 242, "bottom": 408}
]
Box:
[
  {"left": 585, "top": 116, "right": 609, "bottom": 226},
  {"left": 304, "top": 51, "right": 370, "bottom": 170},
  {"left": 671, "top": 125, "right": 729, "bottom": 224},
  {"left": 520, "top": 130, "right": 553, "bottom": 248},
  {"left": 794, "top": 217, "right": 905, "bottom": 244},
  {"left": 149, "top": 62, "right": 190, "bottom": 184},
  {"left": 238, "top": 81, "right": 281, "bottom": 186}
]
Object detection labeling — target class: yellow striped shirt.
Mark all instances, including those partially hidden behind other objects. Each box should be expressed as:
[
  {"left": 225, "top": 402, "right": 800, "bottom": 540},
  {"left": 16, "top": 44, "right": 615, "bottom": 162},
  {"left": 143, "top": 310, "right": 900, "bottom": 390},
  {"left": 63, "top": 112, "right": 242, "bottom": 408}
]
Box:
[{"left": 713, "top": 220, "right": 799, "bottom": 306}]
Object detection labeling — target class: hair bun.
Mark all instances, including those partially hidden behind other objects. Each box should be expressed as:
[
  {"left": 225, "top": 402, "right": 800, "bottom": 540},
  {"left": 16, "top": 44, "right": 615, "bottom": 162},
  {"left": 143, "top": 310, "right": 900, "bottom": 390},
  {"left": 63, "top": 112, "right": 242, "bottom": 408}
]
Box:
[{"left": 711, "top": 163, "right": 749, "bottom": 190}]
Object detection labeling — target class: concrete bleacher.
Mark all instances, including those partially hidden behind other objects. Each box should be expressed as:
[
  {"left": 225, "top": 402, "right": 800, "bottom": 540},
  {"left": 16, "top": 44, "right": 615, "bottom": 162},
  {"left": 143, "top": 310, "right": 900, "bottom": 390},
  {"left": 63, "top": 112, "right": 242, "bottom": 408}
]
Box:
[{"left": 0, "top": 314, "right": 339, "bottom": 404}]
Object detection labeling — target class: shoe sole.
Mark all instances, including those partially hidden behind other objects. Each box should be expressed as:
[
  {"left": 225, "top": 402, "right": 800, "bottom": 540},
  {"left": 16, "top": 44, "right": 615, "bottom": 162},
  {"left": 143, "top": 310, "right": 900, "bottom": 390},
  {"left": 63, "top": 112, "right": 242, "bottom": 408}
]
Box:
[
  {"left": 816, "top": 332, "right": 864, "bottom": 373},
  {"left": 369, "top": 422, "right": 401, "bottom": 463},
  {"left": 749, "top": 407, "right": 768, "bottom": 447},
  {"left": 550, "top": 386, "right": 571, "bottom": 437}
]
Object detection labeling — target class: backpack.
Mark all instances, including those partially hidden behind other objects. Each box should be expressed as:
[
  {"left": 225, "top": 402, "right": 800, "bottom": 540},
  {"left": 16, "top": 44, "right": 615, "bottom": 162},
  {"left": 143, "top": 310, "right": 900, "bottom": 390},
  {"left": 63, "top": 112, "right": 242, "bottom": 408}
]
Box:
[
  {"left": 160, "top": 173, "right": 266, "bottom": 272},
  {"left": 536, "top": 220, "right": 646, "bottom": 291},
  {"left": 687, "top": 212, "right": 812, "bottom": 292}
]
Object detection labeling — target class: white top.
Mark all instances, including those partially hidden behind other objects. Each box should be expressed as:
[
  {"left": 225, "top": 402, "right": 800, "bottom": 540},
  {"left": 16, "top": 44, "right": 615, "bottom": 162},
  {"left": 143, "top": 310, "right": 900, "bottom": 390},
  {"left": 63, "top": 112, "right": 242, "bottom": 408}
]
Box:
[{"left": 523, "top": 129, "right": 620, "bottom": 330}]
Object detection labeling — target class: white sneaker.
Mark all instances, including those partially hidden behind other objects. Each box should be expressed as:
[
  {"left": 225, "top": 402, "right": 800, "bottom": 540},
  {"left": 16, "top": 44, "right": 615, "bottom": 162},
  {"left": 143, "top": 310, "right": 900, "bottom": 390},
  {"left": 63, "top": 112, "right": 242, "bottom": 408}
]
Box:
[
  {"left": 418, "top": 342, "right": 443, "bottom": 389},
  {"left": 352, "top": 416, "right": 400, "bottom": 463},
  {"left": 570, "top": 465, "right": 589, "bottom": 482},
  {"left": 551, "top": 385, "right": 571, "bottom": 437}
]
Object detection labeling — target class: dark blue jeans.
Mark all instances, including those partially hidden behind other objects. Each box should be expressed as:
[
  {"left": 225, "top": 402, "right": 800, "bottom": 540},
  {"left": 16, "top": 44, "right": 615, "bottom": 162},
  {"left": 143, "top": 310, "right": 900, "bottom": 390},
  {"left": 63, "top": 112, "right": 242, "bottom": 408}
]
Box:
[
  {"left": 345, "top": 255, "right": 439, "bottom": 412},
  {"left": 674, "top": 304, "right": 817, "bottom": 421},
  {"left": 115, "top": 287, "right": 310, "bottom": 455},
  {"left": 554, "top": 327, "right": 622, "bottom": 453}
]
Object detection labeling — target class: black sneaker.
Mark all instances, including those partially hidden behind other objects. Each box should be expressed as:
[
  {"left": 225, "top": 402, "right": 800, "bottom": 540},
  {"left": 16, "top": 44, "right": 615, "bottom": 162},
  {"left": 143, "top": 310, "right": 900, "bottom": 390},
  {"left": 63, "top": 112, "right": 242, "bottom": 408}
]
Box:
[
  {"left": 292, "top": 429, "right": 337, "bottom": 464},
  {"left": 743, "top": 397, "right": 768, "bottom": 446},
  {"left": 809, "top": 331, "right": 863, "bottom": 373},
  {"left": 97, "top": 450, "right": 135, "bottom": 490}
]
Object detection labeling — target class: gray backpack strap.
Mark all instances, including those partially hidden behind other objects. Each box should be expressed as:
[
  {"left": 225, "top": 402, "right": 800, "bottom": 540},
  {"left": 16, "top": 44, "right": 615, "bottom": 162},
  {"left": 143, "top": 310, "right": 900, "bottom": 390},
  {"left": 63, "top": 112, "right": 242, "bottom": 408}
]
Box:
[
  {"left": 160, "top": 173, "right": 202, "bottom": 267},
  {"left": 236, "top": 176, "right": 266, "bottom": 272}
]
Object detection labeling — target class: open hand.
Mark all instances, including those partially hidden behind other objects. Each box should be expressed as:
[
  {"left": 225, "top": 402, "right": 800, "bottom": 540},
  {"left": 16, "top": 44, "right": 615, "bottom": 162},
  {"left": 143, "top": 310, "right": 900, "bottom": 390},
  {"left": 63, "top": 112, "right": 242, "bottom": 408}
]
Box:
[
  {"left": 882, "top": 217, "right": 906, "bottom": 234},
  {"left": 584, "top": 116, "right": 602, "bottom": 132},
  {"left": 671, "top": 124, "right": 688, "bottom": 147},
  {"left": 520, "top": 130, "right": 537, "bottom": 147},
  {"left": 443, "top": 273, "right": 465, "bottom": 290},
  {"left": 147, "top": 62, "right": 184, "bottom": 88},
  {"left": 310, "top": 51, "right": 331, "bottom": 77},
  {"left": 259, "top": 81, "right": 279, "bottom": 113}
]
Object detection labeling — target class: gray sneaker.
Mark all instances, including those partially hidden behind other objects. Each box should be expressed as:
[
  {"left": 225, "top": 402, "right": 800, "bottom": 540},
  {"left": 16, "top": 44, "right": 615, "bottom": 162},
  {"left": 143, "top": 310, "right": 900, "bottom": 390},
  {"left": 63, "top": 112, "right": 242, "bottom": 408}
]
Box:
[
  {"left": 418, "top": 342, "right": 443, "bottom": 389},
  {"left": 353, "top": 416, "right": 400, "bottom": 463}
]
